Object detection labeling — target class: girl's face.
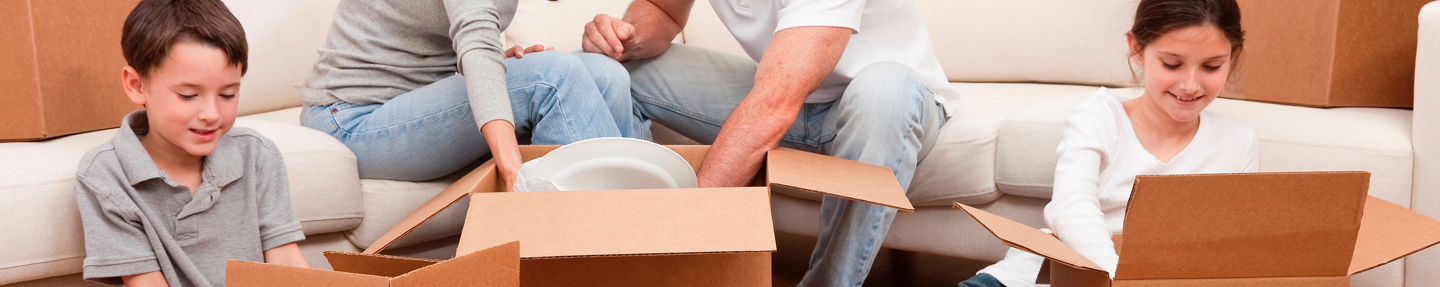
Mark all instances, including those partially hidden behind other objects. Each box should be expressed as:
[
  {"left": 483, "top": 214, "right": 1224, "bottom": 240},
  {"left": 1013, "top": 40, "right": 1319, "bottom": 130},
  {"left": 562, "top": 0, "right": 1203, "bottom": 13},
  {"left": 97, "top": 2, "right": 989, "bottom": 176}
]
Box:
[{"left": 1129, "top": 24, "right": 1235, "bottom": 123}]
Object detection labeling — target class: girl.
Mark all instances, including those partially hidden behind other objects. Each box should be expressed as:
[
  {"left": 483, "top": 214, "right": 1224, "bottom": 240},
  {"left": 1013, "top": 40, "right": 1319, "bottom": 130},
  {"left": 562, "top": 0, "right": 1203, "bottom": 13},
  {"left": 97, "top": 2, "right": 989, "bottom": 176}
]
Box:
[{"left": 960, "top": 0, "right": 1259, "bottom": 286}]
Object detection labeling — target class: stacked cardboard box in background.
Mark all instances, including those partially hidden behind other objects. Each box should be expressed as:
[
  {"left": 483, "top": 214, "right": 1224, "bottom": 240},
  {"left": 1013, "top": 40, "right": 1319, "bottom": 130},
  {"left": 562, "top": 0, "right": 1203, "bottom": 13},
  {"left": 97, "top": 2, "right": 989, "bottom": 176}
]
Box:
[
  {"left": 1229, "top": 0, "right": 1430, "bottom": 108},
  {"left": 2, "top": 0, "right": 143, "bottom": 141}
]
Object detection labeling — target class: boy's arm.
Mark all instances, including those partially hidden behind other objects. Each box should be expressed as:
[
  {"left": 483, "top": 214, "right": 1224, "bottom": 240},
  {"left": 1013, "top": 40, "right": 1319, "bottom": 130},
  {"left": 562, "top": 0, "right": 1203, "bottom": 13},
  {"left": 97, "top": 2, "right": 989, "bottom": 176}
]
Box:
[
  {"left": 254, "top": 139, "right": 308, "bottom": 264},
  {"left": 122, "top": 271, "right": 170, "bottom": 287},
  {"left": 263, "top": 243, "right": 310, "bottom": 268},
  {"left": 74, "top": 170, "right": 164, "bottom": 285}
]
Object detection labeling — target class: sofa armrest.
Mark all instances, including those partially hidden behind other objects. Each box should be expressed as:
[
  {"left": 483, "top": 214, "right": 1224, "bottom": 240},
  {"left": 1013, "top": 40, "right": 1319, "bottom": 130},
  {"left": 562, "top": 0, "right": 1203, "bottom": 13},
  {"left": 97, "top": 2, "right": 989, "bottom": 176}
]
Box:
[{"left": 1410, "top": 3, "right": 1440, "bottom": 287}]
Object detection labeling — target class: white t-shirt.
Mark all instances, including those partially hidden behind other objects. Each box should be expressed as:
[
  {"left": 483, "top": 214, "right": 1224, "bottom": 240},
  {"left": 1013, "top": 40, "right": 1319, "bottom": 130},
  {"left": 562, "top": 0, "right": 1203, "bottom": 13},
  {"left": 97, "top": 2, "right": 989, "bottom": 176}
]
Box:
[
  {"left": 982, "top": 88, "right": 1260, "bottom": 287},
  {"left": 706, "top": 0, "right": 961, "bottom": 115}
]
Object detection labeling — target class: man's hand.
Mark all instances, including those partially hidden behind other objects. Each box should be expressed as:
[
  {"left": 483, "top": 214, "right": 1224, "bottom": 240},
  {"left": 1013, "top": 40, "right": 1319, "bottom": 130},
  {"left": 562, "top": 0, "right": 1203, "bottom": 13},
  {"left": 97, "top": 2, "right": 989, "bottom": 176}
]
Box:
[
  {"left": 582, "top": 14, "right": 637, "bottom": 60},
  {"left": 505, "top": 44, "right": 555, "bottom": 59}
]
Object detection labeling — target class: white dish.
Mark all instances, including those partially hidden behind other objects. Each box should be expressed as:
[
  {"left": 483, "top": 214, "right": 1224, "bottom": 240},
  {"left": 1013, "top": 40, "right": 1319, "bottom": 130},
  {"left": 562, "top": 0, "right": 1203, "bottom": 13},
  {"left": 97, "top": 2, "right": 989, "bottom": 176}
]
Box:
[{"left": 523, "top": 137, "right": 697, "bottom": 191}]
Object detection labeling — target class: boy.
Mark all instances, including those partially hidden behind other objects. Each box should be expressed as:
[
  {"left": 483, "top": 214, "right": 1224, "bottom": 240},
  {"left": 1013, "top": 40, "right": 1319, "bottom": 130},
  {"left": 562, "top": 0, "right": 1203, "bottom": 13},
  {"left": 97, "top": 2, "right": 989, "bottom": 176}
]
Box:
[{"left": 75, "top": 0, "right": 308, "bottom": 286}]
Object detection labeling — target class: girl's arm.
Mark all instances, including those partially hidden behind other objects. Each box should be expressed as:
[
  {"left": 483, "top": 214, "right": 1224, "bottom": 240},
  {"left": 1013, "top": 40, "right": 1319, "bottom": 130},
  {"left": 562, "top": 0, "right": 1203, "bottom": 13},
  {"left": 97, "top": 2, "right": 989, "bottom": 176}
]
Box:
[
  {"left": 263, "top": 242, "right": 310, "bottom": 268},
  {"left": 121, "top": 271, "right": 170, "bottom": 287},
  {"left": 1044, "top": 93, "right": 1122, "bottom": 276}
]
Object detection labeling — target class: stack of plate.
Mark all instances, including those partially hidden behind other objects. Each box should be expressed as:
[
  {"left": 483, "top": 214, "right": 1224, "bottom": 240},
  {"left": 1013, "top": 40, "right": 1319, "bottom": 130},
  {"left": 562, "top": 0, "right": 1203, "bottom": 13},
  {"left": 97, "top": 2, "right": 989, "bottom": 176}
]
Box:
[{"left": 517, "top": 137, "right": 698, "bottom": 192}]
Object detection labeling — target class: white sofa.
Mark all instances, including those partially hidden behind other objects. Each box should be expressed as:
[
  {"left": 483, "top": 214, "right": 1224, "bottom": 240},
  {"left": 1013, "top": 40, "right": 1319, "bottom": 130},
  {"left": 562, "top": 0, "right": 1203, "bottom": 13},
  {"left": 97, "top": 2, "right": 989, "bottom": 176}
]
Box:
[{"left": 4, "top": 0, "right": 1438, "bottom": 286}]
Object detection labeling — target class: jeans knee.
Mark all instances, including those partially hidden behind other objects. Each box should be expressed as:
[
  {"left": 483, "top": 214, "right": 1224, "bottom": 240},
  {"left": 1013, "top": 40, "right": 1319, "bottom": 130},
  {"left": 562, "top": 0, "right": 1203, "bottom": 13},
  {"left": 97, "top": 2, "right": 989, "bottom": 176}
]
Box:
[
  {"left": 575, "top": 52, "right": 630, "bottom": 87},
  {"left": 516, "top": 50, "right": 587, "bottom": 83}
]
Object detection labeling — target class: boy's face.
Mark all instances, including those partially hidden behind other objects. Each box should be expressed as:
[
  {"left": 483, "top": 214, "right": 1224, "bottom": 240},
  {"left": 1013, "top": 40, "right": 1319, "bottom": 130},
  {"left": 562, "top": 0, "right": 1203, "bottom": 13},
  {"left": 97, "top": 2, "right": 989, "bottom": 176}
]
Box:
[{"left": 122, "top": 41, "right": 242, "bottom": 157}]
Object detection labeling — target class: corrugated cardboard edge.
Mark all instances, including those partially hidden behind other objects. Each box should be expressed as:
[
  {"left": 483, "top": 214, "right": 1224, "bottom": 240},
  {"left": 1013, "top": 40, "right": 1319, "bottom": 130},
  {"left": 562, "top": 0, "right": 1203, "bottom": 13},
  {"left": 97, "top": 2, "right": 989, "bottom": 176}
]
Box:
[
  {"left": 364, "top": 160, "right": 496, "bottom": 254},
  {"left": 767, "top": 148, "right": 914, "bottom": 212},
  {"left": 325, "top": 251, "right": 443, "bottom": 278},
  {"left": 1348, "top": 196, "right": 1440, "bottom": 275},
  {"left": 953, "top": 202, "right": 1106, "bottom": 273},
  {"left": 392, "top": 241, "right": 520, "bottom": 287},
  {"left": 225, "top": 260, "right": 391, "bottom": 286}
]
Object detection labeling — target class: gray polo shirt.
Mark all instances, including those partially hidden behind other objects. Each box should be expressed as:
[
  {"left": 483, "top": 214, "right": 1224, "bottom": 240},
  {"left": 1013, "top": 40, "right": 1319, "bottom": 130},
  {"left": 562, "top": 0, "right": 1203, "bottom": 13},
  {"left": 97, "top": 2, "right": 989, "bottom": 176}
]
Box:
[{"left": 75, "top": 110, "right": 305, "bottom": 287}]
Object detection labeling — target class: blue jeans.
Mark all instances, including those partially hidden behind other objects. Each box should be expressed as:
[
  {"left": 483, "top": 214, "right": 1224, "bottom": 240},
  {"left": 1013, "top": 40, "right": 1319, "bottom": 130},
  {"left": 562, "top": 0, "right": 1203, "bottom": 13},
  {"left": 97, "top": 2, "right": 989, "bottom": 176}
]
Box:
[
  {"left": 595, "top": 44, "right": 947, "bottom": 287},
  {"left": 301, "top": 51, "right": 643, "bottom": 181}
]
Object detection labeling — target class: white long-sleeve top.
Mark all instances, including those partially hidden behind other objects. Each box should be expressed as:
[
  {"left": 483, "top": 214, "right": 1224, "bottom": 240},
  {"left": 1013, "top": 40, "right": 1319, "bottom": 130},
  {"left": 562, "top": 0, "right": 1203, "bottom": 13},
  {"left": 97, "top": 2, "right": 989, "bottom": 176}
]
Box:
[
  {"left": 980, "top": 88, "right": 1260, "bottom": 287},
  {"left": 1045, "top": 88, "right": 1260, "bottom": 274}
]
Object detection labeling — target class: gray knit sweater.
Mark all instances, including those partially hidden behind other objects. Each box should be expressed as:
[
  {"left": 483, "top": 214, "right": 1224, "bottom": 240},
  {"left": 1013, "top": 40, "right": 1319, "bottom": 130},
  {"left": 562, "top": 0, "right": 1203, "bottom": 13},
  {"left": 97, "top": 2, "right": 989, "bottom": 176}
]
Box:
[{"left": 298, "top": 0, "right": 518, "bottom": 128}]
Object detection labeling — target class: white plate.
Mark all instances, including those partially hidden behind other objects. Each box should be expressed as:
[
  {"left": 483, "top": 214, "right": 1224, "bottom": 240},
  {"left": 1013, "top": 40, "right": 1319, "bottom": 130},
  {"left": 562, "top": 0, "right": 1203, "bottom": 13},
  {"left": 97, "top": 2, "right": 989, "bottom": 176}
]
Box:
[{"left": 525, "top": 137, "right": 697, "bottom": 191}]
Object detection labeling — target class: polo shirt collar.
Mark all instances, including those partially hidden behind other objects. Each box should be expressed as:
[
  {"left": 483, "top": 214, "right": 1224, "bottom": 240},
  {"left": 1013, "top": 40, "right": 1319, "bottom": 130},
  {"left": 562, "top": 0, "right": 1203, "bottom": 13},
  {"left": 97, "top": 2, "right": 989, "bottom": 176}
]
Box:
[{"left": 113, "top": 110, "right": 243, "bottom": 188}]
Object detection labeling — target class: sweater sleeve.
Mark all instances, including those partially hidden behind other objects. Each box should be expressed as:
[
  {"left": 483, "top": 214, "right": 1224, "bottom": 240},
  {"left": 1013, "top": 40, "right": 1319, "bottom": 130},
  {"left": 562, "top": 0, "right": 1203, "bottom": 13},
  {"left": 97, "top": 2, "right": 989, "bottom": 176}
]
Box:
[
  {"left": 445, "top": 0, "right": 513, "bottom": 128},
  {"left": 1044, "top": 91, "right": 1121, "bottom": 277}
]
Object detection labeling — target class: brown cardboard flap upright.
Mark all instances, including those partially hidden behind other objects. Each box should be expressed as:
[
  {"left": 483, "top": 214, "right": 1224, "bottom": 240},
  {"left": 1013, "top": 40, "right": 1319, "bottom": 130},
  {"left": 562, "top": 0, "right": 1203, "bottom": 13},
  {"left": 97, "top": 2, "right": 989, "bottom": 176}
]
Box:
[
  {"left": 1, "top": 0, "right": 143, "bottom": 141},
  {"left": 225, "top": 241, "right": 520, "bottom": 287},
  {"left": 955, "top": 172, "right": 1440, "bottom": 287},
  {"left": 364, "top": 145, "right": 912, "bottom": 286},
  {"left": 1230, "top": 0, "right": 1430, "bottom": 108}
]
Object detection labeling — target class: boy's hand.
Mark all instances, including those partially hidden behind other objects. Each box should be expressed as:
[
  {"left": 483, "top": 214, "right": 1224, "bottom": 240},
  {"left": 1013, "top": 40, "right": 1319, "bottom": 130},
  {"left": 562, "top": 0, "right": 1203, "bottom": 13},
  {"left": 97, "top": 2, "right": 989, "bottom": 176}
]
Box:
[
  {"left": 582, "top": 14, "right": 637, "bottom": 60},
  {"left": 505, "top": 44, "right": 554, "bottom": 59}
]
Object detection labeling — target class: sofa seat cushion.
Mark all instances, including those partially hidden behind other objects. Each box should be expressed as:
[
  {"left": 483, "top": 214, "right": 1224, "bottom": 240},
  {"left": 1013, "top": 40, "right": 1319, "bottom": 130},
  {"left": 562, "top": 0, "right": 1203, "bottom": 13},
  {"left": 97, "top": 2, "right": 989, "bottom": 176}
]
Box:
[
  {"left": 896, "top": 83, "right": 1102, "bottom": 207},
  {"left": 995, "top": 92, "right": 1415, "bottom": 207},
  {"left": 0, "top": 110, "right": 363, "bottom": 285}
]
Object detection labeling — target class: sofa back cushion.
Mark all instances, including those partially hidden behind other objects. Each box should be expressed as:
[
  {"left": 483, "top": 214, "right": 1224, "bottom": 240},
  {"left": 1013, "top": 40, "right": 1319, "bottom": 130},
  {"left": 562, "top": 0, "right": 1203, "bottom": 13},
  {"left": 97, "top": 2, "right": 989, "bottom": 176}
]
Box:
[
  {"left": 225, "top": 0, "right": 342, "bottom": 116},
  {"left": 917, "top": 0, "right": 1140, "bottom": 87}
]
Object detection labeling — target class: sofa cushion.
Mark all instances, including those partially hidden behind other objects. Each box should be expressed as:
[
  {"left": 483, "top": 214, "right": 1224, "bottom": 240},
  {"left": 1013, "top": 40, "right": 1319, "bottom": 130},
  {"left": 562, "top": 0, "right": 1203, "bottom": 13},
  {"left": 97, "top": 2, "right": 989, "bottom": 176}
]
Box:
[
  {"left": 224, "top": 0, "right": 341, "bottom": 116},
  {"left": 0, "top": 110, "right": 362, "bottom": 285},
  {"left": 900, "top": 83, "right": 1101, "bottom": 207},
  {"left": 916, "top": 0, "right": 1140, "bottom": 88},
  {"left": 995, "top": 92, "right": 1415, "bottom": 208}
]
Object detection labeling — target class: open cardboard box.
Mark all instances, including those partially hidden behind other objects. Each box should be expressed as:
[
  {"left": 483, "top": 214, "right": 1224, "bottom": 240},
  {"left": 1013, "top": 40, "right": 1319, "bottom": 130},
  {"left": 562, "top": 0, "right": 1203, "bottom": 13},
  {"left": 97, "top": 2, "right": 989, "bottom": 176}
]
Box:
[
  {"left": 226, "top": 241, "right": 520, "bottom": 286},
  {"left": 355, "top": 145, "right": 912, "bottom": 286},
  {"left": 956, "top": 172, "right": 1440, "bottom": 287}
]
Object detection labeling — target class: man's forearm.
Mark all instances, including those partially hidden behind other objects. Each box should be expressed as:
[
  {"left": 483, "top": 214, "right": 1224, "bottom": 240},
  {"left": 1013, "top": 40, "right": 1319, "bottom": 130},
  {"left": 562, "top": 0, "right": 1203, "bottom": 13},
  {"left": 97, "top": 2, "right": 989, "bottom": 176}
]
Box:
[
  {"left": 619, "top": 0, "right": 692, "bottom": 61},
  {"left": 698, "top": 26, "right": 851, "bottom": 187}
]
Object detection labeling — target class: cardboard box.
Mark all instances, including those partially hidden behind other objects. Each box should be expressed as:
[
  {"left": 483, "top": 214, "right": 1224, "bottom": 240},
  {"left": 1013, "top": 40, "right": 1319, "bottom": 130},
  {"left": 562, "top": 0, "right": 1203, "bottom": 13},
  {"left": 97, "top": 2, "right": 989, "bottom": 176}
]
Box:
[
  {"left": 956, "top": 172, "right": 1440, "bottom": 287},
  {"left": 226, "top": 241, "right": 520, "bottom": 287},
  {"left": 1227, "top": 0, "right": 1430, "bottom": 108},
  {"left": 1, "top": 0, "right": 143, "bottom": 141},
  {"left": 365, "top": 145, "right": 914, "bottom": 286}
]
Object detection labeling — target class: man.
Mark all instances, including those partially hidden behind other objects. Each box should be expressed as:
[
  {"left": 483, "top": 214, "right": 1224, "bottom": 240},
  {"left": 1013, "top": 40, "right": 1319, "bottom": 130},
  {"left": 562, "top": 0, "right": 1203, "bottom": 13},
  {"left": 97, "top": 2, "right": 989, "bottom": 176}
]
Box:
[{"left": 580, "top": 0, "right": 959, "bottom": 285}]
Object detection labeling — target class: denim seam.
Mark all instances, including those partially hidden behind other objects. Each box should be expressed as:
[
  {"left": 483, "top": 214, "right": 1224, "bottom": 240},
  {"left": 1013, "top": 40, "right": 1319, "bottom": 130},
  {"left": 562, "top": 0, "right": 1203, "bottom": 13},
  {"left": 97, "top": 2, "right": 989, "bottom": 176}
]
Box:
[
  {"left": 633, "top": 93, "right": 726, "bottom": 129},
  {"left": 334, "top": 98, "right": 472, "bottom": 139}
]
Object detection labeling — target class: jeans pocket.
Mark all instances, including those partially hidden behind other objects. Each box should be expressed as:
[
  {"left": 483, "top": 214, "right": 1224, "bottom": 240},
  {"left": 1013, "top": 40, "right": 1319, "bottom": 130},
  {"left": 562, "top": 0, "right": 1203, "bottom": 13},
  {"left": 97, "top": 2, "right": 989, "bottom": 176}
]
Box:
[{"left": 325, "top": 102, "right": 375, "bottom": 136}]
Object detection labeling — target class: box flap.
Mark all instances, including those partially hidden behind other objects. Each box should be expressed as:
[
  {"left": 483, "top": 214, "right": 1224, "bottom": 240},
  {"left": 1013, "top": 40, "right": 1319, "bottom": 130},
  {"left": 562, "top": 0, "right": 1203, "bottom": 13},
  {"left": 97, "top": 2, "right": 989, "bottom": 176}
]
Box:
[
  {"left": 766, "top": 148, "right": 913, "bottom": 211},
  {"left": 393, "top": 241, "right": 520, "bottom": 287},
  {"left": 458, "top": 188, "right": 776, "bottom": 258},
  {"left": 364, "top": 161, "right": 498, "bottom": 254},
  {"left": 1349, "top": 196, "right": 1440, "bottom": 274},
  {"left": 325, "top": 251, "right": 441, "bottom": 278},
  {"left": 953, "top": 203, "right": 1107, "bottom": 273},
  {"left": 0, "top": 2, "right": 43, "bottom": 141},
  {"left": 225, "top": 260, "right": 389, "bottom": 287},
  {"left": 1118, "top": 172, "right": 1367, "bottom": 280}
]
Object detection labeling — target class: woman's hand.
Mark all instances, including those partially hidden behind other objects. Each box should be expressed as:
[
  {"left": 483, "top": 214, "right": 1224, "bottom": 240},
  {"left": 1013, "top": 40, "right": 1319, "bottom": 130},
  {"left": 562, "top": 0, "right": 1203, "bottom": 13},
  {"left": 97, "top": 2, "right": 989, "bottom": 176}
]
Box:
[
  {"left": 480, "top": 120, "right": 522, "bottom": 192},
  {"left": 505, "top": 44, "right": 555, "bottom": 59}
]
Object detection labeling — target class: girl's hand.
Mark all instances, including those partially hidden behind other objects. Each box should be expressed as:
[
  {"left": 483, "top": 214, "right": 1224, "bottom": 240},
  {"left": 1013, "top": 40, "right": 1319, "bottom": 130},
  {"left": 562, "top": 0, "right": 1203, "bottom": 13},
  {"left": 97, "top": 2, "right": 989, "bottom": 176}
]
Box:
[{"left": 505, "top": 44, "right": 555, "bottom": 59}]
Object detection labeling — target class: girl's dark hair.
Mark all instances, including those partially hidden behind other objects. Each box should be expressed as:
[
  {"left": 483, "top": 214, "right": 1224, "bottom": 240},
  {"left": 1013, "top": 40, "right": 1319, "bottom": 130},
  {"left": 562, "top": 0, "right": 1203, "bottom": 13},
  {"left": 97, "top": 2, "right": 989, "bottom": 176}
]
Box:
[
  {"left": 122, "top": 0, "right": 248, "bottom": 77},
  {"left": 1130, "top": 0, "right": 1245, "bottom": 61}
]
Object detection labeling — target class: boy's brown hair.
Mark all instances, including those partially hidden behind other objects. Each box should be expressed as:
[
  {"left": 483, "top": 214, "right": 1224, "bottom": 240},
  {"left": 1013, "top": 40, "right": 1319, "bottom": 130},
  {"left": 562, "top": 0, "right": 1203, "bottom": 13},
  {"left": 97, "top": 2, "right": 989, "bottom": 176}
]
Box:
[{"left": 121, "top": 0, "right": 248, "bottom": 77}]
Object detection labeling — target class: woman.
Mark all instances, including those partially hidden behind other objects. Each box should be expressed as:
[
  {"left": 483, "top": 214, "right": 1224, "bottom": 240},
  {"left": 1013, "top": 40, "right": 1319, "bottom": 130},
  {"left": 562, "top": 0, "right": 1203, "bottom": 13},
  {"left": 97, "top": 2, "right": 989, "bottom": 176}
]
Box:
[
  {"left": 298, "top": 0, "right": 645, "bottom": 191},
  {"left": 961, "top": 0, "right": 1259, "bottom": 286}
]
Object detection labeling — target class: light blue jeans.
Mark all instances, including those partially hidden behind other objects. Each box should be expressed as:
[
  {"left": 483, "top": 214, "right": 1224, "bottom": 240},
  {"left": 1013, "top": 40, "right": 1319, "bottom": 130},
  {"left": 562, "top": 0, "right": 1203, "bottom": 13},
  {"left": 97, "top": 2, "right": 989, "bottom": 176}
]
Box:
[
  {"left": 301, "top": 51, "right": 645, "bottom": 181},
  {"left": 595, "top": 44, "right": 947, "bottom": 287}
]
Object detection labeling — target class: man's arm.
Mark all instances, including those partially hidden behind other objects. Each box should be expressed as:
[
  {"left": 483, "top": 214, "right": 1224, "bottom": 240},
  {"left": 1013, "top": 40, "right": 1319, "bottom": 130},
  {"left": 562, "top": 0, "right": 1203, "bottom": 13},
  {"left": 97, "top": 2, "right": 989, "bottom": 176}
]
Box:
[
  {"left": 582, "top": 0, "right": 694, "bottom": 61},
  {"left": 698, "top": 26, "right": 851, "bottom": 187}
]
